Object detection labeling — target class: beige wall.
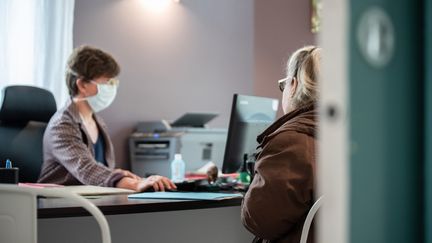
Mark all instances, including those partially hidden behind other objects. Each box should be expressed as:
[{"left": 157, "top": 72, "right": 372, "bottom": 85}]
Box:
[{"left": 73, "top": 0, "right": 315, "bottom": 168}]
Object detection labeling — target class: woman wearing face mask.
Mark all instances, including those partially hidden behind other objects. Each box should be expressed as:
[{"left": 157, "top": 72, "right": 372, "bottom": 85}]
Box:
[
  {"left": 241, "top": 46, "right": 320, "bottom": 243},
  {"left": 38, "top": 45, "right": 176, "bottom": 192}
]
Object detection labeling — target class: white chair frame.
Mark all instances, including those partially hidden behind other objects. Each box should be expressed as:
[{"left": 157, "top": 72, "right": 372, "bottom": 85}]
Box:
[
  {"left": 300, "top": 195, "right": 324, "bottom": 243},
  {"left": 0, "top": 184, "right": 111, "bottom": 243}
]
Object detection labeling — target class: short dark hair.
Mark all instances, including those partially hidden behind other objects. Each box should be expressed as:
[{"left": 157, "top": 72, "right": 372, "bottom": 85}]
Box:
[{"left": 66, "top": 45, "right": 120, "bottom": 97}]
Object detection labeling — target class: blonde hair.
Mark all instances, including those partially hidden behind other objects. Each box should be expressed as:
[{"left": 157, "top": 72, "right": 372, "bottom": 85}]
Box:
[{"left": 286, "top": 45, "right": 321, "bottom": 109}]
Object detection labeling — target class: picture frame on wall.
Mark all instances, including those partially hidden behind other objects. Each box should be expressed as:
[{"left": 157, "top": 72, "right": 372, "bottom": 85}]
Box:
[{"left": 311, "top": 0, "right": 322, "bottom": 33}]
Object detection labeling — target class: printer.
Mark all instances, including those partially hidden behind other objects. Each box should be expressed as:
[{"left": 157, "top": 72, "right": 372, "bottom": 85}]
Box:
[{"left": 129, "top": 113, "right": 227, "bottom": 178}]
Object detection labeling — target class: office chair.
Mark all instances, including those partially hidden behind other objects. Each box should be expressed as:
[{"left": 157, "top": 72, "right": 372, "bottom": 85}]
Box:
[
  {"left": 299, "top": 196, "right": 323, "bottom": 243},
  {"left": 0, "top": 85, "right": 57, "bottom": 182},
  {"left": 0, "top": 184, "right": 111, "bottom": 243}
]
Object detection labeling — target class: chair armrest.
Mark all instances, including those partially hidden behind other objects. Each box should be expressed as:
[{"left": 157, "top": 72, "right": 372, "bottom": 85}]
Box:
[{"left": 300, "top": 195, "right": 324, "bottom": 243}]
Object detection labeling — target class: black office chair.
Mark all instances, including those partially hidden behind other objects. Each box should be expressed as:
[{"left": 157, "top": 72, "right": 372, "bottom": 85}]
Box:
[{"left": 0, "top": 85, "right": 57, "bottom": 182}]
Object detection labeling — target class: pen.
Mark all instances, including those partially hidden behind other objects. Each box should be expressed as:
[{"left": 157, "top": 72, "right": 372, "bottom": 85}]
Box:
[{"left": 5, "top": 159, "right": 12, "bottom": 169}]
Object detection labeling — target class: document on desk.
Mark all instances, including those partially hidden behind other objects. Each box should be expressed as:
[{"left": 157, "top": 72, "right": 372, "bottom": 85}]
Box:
[{"left": 128, "top": 192, "right": 243, "bottom": 200}]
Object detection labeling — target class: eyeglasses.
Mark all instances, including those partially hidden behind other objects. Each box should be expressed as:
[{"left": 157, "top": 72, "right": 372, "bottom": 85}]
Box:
[
  {"left": 278, "top": 77, "right": 290, "bottom": 92},
  {"left": 106, "top": 78, "right": 119, "bottom": 86},
  {"left": 92, "top": 78, "right": 120, "bottom": 87},
  {"left": 107, "top": 78, "right": 120, "bottom": 86}
]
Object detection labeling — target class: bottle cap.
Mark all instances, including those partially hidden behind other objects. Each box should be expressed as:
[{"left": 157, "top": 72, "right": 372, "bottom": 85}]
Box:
[
  {"left": 174, "top": 154, "right": 182, "bottom": 160},
  {"left": 5, "top": 159, "right": 12, "bottom": 169}
]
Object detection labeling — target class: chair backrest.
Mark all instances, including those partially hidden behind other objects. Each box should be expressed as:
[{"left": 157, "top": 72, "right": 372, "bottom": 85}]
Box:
[
  {"left": 0, "top": 85, "right": 57, "bottom": 182},
  {"left": 0, "top": 184, "right": 111, "bottom": 243},
  {"left": 300, "top": 196, "right": 324, "bottom": 243}
]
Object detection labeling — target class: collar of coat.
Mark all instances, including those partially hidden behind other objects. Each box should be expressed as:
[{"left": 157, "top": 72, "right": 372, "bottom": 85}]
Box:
[{"left": 257, "top": 101, "right": 317, "bottom": 148}]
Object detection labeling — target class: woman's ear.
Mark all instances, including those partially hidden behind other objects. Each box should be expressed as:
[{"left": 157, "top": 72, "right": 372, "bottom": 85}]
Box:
[
  {"left": 290, "top": 77, "right": 298, "bottom": 98},
  {"left": 76, "top": 79, "right": 88, "bottom": 96}
]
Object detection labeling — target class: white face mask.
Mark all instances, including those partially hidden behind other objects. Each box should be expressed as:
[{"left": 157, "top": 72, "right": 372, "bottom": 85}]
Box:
[{"left": 86, "top": 82, "right": 118, "bottom": 113}]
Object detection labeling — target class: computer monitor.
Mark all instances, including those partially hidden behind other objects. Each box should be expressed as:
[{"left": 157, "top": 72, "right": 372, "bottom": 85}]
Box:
[
  {"left": 222, "top": 94, "right": 279, "bottom": 173},
  {"left": 171, "top": 112, "right": 218, "bottom": 128}
]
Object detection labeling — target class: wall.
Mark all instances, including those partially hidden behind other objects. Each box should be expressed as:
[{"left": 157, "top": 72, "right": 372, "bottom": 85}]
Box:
[
  {"left": 254, "top": 0, "right": 315, "bottom": 116},
  {"left": 74, "top": 0, "right": 315, "bottom": 168},
  {"left": 74, "top": 0, "right": 254, "bottom": 168}
]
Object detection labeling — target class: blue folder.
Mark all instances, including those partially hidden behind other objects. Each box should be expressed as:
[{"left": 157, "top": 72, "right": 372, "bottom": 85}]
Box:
[{"left": 128, "top": 192, "right": 243, "bottom": 200}]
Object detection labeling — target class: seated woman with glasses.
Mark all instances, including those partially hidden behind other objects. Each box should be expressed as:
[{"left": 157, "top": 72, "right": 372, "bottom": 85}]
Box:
[
  {"left": 241, "top": 46, "right": 321, "bottom": 243},
  {"left": 38, "top": 45, "right": 176, "bottom": 192}
]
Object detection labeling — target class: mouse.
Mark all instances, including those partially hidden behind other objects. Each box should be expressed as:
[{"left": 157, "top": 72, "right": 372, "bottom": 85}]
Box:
[
  {"left": 144, "top": 187, "right": 177, "bottom": 192},
  {"left": 164, "top": 188, "right": 178, "bottom": 192}
]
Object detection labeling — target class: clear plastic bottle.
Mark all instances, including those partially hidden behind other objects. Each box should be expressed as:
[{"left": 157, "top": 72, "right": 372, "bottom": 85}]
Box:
[{"left": 171, "top": 153, "right": 185, "bottom": 182}]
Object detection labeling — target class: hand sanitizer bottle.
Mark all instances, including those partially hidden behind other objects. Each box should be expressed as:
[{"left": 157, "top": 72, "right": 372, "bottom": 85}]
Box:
[{"left": 171, "top": 153, "right": 185, "bottom": 182}]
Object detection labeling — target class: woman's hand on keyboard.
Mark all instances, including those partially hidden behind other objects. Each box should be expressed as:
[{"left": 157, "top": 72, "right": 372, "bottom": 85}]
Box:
[{"left": 137, "top": 175, "right": 177, "bottom": 192}]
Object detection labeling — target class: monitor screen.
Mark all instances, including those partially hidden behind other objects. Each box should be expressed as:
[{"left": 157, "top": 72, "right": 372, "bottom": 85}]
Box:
[{"left": 222, "top": 94, "right": 279, "bottom": 173}]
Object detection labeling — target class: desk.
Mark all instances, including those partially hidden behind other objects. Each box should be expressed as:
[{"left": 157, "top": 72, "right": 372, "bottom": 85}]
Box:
[{"left": 38, "top": 194, "right": 253, "bottom": 243}]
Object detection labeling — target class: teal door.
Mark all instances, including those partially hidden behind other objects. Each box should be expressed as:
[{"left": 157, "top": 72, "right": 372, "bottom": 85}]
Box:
[
  {"left": 350, "top": 0, "right": 424, "bottom": 242},
  {"left": 425, "top": 0, "right": 432, "bottom": 242}
]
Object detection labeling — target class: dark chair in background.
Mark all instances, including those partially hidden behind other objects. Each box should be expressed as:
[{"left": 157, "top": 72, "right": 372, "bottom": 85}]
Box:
[{"left": 0, "top": 85, "right": 57, "bottom": 182}]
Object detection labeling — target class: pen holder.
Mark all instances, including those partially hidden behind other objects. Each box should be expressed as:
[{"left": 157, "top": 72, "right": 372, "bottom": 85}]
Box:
[{"left": 0, "top": 167, "right": 19, "bottom": 184}]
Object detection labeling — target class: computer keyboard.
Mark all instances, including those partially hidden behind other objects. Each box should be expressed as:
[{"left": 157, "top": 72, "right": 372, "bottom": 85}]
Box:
[
  {"left": 174, "top": 180, "right": 197, "bottom": 191},
  {"left": 174, "top": 179, "right": 248, "bottom": 192}
]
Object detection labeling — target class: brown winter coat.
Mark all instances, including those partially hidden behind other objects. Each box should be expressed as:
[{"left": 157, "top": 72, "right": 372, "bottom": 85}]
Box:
[{"left": 241, "top": 102, "right": 317, "bottom": 243}]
